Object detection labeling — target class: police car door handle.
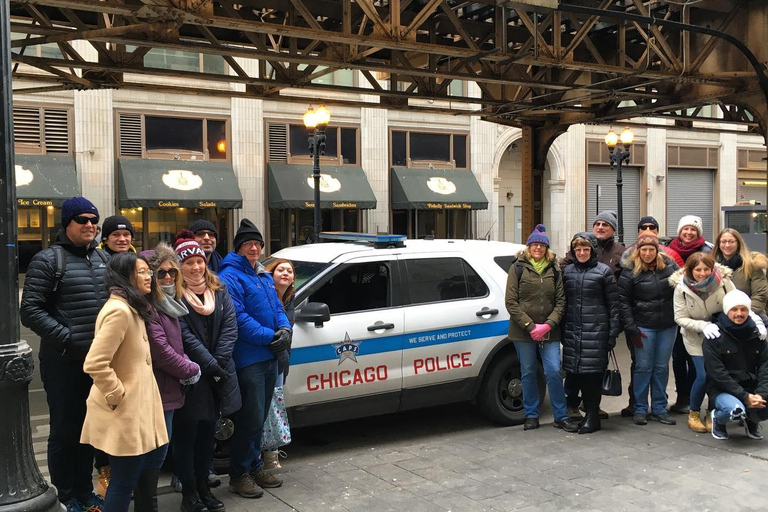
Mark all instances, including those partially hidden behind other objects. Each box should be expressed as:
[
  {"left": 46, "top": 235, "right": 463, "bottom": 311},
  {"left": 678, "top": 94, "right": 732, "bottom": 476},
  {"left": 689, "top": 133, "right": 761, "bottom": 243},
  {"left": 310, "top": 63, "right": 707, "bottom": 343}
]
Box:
[
  {"left": 367, "top": 321, "right": 395, "bottom": 331},
  {"left": 476, "top": 308, "right": 499, "bottom": 317}
]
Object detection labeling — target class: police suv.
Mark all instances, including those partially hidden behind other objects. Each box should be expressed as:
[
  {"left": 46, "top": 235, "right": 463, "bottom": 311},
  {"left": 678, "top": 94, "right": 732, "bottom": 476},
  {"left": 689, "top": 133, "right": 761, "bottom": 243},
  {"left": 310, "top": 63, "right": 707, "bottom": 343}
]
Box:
[{"left": 271, "top": 233, "right": 539, "bottom": 427}]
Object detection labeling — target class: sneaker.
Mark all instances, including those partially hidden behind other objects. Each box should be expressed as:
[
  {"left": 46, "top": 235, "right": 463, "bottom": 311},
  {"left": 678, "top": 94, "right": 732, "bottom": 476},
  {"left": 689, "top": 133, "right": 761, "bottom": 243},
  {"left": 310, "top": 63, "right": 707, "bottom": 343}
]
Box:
[
  {"left": 228, "top": 473, "right": 264, "bottom": 499},
  {"left": 64, "top": 501, "right": 84, "bottom": 512},
  {"left": 171, "top": 474, "right": 183, "bottom": 492},
  {"left": 523, "top": 417, "right": 540, "bottom": 430},
  {"left": 250, "top": 468, "right": 283, "bottom": 489},
  {"left": 621, "top": 406, "right": 635, "bottom": 418},
  {"left": 649, "top": 412, "right": 677, "bottom": 425},
  {"left": 745, "top": 418, "right": 763, "bottom": 440},
  {"left": 78, "top": 493, "right": 104, "bottom": 512},
  {"left": 208, "top": 470, "right": 221, "bottom": 488},
  {"left": 566, "top": 406, "right": 582, "bottom": 419},
  {"left": 711, "top": 410, "right": 729, "bottom": 440},
  {"left": 633, "top": 413, "right": 648, "bottom": 425}
]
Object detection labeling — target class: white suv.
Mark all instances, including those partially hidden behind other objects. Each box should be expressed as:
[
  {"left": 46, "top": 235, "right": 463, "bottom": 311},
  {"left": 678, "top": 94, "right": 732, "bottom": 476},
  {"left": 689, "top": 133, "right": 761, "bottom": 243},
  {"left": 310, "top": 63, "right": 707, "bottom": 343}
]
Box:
[{"left": 270, "top": 234, "right": 541, "bottom": 428}]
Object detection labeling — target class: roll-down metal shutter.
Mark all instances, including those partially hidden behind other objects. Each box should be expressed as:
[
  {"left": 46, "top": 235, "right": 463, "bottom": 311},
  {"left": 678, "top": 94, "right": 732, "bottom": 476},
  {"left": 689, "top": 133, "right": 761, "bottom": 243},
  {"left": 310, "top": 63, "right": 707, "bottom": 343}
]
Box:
[
  {"left": 667, "top": 169, "right": 714, "bottom": 240},
  {"left": 587, "top": 166, "right": 642, "bottom": 239}
]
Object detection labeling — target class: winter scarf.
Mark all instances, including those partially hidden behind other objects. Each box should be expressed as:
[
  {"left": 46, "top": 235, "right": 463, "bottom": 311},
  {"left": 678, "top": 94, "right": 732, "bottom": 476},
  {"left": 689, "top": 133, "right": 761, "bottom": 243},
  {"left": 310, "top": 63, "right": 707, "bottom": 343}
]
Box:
[
  {"left": 156, "top": 284, "right": 189, "bottom": 319},
  {"left": 669, "top": 236, "right": 707, "bottom": 262},
  {"left": 683, "top": 267, "right": 722, "bottom": 300},
  {"left": 717, "top": 311, "right": 757, "bottom": 336},
  {"left": 718, "top": 253, "right": 744, "bottom": 272},
  {"left": 529, "top": 257, "right": 548, "bottom": 275},
  {"left": 182, "top": 274, "right": 215, "bottom": 316}
]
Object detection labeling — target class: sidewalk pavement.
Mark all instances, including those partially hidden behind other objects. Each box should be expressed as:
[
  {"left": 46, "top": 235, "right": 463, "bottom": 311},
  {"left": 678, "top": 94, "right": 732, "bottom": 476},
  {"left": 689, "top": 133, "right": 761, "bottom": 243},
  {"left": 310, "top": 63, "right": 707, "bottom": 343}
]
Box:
[{"left": 157, "top": 407, "right": 768, "bottom": 512}]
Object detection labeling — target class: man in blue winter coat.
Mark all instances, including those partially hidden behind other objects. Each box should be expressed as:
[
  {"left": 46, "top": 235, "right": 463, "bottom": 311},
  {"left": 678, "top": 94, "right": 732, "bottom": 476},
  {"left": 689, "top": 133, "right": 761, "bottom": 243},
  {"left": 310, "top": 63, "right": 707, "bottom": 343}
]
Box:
[{"left": 218, "top": 218, "right": 291, "bottom": 499}]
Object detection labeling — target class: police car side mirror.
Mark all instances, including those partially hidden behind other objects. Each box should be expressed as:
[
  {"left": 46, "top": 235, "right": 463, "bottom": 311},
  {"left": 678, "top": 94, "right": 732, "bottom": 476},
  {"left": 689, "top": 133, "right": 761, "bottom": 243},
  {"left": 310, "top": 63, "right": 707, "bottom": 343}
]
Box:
[{"left": 296, "top": 302, "right": 331, "bottom": 328}]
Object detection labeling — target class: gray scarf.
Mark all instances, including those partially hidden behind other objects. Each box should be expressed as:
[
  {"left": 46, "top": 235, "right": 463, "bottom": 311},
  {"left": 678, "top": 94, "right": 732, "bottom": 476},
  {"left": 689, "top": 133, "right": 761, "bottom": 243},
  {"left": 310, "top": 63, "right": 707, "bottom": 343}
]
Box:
[{"left": 155, "top": 284, "right": 189, "bottom": 319}]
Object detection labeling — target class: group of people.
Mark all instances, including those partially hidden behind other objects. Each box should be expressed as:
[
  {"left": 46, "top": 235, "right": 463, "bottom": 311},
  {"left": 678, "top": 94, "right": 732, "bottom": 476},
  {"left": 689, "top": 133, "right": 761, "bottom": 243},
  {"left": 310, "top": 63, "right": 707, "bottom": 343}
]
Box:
[
  {"left": 20, "top": 197, "right": 296, "bottom": 512},
  {"left": 506, "top": 211, "right": 768, "bottom": 439}
]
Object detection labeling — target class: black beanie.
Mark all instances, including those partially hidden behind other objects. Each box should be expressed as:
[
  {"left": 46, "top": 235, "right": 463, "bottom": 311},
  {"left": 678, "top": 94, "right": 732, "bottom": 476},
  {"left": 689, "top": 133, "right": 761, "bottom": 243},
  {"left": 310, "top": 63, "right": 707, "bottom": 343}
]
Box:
[
  {"left": 101, "top": 215, "right": 134, "bottom": 238},
  {"left": 637, "top": 216, "right": 659, "bottom": 232},
  {"left": 188, "top": 219, "right": 218, "bottom": 237},
  {"left": 234, "top": 218, "right": 264, "bottom": 252}
]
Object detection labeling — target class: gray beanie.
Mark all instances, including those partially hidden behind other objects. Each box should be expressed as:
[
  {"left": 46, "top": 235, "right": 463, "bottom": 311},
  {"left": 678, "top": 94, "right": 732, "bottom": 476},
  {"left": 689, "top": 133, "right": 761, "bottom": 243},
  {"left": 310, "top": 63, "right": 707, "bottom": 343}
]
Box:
[{"left": 594, "top": 210, "right": 618, "bottom": 232}]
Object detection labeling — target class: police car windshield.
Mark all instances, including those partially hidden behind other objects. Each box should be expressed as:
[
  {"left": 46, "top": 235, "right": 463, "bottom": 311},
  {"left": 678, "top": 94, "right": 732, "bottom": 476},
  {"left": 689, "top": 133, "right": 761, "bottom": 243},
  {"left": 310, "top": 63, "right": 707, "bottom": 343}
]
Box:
[{"left": 262, "top": 258, "right": 330, "bottom": 292}]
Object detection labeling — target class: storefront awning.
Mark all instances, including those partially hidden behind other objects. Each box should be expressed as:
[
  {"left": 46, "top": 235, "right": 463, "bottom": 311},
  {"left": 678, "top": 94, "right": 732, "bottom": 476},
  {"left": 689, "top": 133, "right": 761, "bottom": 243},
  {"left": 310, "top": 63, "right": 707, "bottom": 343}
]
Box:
[
  {"left": 268, "top": 164, "right": 377, "bottom": 209},
  {"left": 15, "top": 154, "right": 80, "bottom": 207},
  {"left": 391, "top": 167, "right": 488, "bottom": 210},
  {"left": 118, "top": 159, "right": 243, "bottom": 209}
]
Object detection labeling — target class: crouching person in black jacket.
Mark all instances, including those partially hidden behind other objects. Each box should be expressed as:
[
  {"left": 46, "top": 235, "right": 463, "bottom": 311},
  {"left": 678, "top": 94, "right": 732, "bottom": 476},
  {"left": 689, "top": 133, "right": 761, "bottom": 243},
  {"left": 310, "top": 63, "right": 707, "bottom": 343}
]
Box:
[
  {"left": 562, "top": 233, "right": 621, "bottom": 434},
  {"left": 704, "top": 290, "right": 768, "bottom": 440}
]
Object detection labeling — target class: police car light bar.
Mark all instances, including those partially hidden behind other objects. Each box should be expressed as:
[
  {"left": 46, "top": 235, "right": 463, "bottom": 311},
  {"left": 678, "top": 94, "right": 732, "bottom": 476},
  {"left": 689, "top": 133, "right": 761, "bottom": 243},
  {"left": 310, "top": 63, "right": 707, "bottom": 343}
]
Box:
[{"left": 319, "top": 231, "right": 407, "bottom": 248}]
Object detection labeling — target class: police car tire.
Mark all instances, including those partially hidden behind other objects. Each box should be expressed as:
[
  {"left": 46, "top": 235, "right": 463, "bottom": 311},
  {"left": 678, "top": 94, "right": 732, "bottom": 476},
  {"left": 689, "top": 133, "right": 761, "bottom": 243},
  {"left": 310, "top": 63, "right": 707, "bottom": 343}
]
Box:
[{"left": 477, "top": 350, "right": 545, "bottom": 426}]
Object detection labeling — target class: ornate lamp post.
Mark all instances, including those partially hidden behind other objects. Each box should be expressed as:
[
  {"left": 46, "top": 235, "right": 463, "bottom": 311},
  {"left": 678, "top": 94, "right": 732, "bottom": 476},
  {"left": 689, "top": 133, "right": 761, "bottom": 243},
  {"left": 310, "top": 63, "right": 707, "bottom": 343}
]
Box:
[
  {"left": 0, "top": 1, "right": 61, "bottom": 510},
  {"left": 604, "top": 127, "right": 634, "bottom": 245},
  {"left": 303, "top": 105, "right": 330, "bottom": 243}
]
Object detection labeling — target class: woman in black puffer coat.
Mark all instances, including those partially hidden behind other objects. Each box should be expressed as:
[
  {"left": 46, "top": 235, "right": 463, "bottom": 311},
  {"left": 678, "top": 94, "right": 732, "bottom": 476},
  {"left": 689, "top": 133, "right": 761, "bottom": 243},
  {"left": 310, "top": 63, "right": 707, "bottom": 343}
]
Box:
[{"left": 562, "top": 232, "right": 620, "bottom": 434}]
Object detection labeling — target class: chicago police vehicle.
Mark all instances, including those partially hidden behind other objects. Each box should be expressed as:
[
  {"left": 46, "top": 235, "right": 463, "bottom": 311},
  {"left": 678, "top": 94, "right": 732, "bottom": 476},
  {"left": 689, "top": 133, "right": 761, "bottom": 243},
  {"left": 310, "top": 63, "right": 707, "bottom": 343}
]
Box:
[{"left": 273, "top": 232, "right": 539, "bottom": 428}]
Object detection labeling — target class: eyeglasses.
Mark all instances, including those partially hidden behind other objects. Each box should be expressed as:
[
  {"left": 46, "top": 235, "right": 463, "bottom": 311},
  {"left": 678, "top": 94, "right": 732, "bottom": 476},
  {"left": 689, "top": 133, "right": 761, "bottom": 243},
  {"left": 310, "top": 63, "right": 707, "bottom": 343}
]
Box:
[
  {"left": 195, "top": 230, "right": 217, "bottom": 239},
  {"left": 594, "top": 222, "right": 612, "bottom": 228},
  {"left": 136, "top": 269, "right": 154, "bottom": 277},
  {"left": 71, "top": 215, "right": 99, "bottom": 225},
  {"left": 157, "top": 268, "right": 178, "bottom": 279},
  {"left": 639, "top": 224, "right": 657, "bottom": 231}
]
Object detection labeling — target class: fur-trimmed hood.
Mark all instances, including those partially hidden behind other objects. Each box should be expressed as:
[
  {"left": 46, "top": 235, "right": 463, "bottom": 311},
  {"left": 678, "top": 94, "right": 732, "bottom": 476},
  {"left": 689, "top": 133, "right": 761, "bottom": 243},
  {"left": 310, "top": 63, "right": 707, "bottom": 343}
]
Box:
[
  {"left": 145, "top": 242, "right": 177, "bottom": 271},
  {"left": 668, "top": 262, "right": 733, "bottom": 288},
  {"left": 750, "top": 251, "right": 768, "bottom": 271}
]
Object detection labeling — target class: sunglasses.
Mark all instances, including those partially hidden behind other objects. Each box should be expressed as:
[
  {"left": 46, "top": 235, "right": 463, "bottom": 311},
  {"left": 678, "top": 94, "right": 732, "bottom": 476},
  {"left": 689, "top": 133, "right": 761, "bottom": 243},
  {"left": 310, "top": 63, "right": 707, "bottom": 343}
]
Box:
[
  {"left": 72, "top": 215, "right": 99, "bottom": 225},
  {"left": 639, "top": 224, "right": 657, "bottom": 231},
  {"left": 157, "top": 268, "right": 179, "bottom": 279}
]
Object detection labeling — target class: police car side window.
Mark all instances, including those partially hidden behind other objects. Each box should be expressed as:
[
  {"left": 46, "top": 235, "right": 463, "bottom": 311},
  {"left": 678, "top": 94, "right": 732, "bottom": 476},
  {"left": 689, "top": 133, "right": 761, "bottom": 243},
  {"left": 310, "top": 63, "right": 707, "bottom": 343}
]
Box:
[
  {"left": 308, "top": 262, "right": 390, "bottom": 315},
  {"left": 405, "top": 258, "right": 488, "bottom": 305}
]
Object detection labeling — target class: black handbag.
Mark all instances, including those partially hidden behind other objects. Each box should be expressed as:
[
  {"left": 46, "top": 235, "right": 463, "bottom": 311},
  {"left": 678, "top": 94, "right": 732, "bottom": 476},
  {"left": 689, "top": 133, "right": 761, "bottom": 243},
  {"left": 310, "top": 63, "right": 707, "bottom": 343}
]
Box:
[{"left": 601, "top": 349, "right": 622, "bottom": 396}]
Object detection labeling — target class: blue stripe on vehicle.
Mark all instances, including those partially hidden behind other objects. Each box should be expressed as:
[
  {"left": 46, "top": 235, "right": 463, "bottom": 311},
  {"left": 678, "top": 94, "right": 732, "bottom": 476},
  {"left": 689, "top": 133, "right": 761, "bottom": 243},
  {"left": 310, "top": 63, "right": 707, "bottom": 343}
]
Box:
[{"left": 290, "top": 320, "right": 508, "bottom": 365}]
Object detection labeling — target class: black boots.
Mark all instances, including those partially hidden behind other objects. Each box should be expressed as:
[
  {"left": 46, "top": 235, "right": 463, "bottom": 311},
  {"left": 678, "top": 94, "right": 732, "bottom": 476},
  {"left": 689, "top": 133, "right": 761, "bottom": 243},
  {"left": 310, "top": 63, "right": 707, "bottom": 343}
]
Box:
[
  {"left": 578, "top": 413, "right": 601, "bottom": 434},
  {"left": 134, "top": 469, "right": 161, "bottom": 512},
  {"left": 181, "top": 480, "right": 210, "bottom": 512},
  {"left": 197, "top": 474, "right": 225, "bottom": 512}
]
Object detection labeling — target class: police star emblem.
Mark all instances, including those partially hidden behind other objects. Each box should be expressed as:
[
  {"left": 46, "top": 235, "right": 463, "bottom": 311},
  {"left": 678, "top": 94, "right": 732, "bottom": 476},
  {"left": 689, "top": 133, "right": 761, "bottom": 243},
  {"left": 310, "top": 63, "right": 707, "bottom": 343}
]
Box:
[{"left": 333, "top": 332, "right": 361, "bottom": 365}]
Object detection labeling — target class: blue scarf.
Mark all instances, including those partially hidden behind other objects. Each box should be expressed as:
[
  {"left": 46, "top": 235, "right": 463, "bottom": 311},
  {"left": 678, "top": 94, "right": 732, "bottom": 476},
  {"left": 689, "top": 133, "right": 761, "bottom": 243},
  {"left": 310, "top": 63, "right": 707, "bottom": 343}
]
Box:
[{"left": 717, "top": 312, "right": 757, "bottom": 337}]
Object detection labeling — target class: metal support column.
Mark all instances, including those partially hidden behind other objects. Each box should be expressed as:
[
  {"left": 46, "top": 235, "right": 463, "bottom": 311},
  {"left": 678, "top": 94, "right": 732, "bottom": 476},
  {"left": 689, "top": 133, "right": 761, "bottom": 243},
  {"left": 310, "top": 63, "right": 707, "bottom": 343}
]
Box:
[
  {"left": 521, "top": 126, "right": 535, "bottom": 236},
  {"left": 0, "top": 0, "right": 62, "bottom": 510}
]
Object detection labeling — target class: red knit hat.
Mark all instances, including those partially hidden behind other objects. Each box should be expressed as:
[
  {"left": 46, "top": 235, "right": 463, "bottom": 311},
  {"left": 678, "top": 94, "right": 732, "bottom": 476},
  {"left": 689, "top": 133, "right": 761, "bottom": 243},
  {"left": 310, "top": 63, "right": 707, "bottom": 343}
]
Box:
[{"left": 174, "top": 229, "right": 206, "bottom": 265}]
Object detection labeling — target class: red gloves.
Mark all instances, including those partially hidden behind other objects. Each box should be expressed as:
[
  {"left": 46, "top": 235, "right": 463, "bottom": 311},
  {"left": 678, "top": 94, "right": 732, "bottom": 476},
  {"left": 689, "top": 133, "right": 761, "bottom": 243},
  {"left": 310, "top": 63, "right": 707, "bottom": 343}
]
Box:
[
  {"left": 631, "top": 331, "right": 648, "bottom": 348},
  {"left": 530, "top": 323, "right": 552, "bottom": 341}
]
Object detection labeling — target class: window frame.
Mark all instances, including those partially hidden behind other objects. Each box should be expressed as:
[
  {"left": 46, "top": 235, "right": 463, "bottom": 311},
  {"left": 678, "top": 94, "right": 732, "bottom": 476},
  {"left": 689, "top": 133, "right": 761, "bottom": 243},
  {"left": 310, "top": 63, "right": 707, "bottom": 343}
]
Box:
[
  {"left": 116, "top": 110, "right": 231, "bottom": 161},
  {"left": 389, "top": 128, "right": 470, "bottom": 169}
]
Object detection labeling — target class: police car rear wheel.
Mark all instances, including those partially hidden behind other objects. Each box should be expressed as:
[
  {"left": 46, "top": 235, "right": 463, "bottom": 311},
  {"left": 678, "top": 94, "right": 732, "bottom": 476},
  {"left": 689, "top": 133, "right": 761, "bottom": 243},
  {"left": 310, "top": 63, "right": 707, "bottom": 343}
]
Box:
[{"left": 478, "top": 351, "right": 545, "bottom": 426}]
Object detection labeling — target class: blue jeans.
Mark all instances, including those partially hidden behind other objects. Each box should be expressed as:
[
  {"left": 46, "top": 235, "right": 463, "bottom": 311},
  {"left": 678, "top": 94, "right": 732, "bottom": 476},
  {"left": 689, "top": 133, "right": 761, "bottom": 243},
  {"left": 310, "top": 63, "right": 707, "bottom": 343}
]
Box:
[
  {"left": 105, "top": 445, "right": 168, "bottom": 512},
  {"left": 513, "top": 341, "right": 568, "bottom": 422},
  {"left": 713, "top": 393, "right": 768, "bottom": 425},
  {"left": 690, "top": 355, "right": 706, "bottom": 412},
  {"left": 632, "top": 326, "right": 677, "bottom": 415},
  {"left": 229, "top": 359, "right": 278, "bottom": 478}
]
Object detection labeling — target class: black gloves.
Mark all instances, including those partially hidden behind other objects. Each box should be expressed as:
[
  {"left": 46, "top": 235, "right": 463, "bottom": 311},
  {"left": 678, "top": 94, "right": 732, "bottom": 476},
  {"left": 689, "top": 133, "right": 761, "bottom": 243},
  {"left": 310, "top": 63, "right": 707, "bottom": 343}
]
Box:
[{"left": 269, "top": 327, "right": 292, "bottom": 355}]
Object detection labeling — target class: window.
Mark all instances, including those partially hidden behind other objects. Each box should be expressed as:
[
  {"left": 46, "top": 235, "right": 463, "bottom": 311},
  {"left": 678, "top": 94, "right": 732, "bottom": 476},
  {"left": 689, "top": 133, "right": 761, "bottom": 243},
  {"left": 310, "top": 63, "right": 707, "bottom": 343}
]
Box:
[
  {"left": 118, "top": 113, "right": 229, "bottom": 160},
  {"left": 263, "top": 259, "right": 330, "bottom": 293},
  {"left": 12, "top": 106, "right": 71, "bottom": 155},
  {"left": 276, "top": 123, "right": 359, "bottom": 165},
  {"left": 11, "top": 32, "right": 62, "bottom": 60},
  {"left": 405, "top": 258, "right": 488, "bottom": 305},
  {"left": 390, "top": 130, "right": 469, "bottom": 168},
  {"left": 494, "top": 256, "right": 516, "bottom": 273},
  {"left": 126, "top": 46, "right": 227, "bottom": 74},
  {"left": 308, "top": 262, "right": 391, "bottom": 314}
]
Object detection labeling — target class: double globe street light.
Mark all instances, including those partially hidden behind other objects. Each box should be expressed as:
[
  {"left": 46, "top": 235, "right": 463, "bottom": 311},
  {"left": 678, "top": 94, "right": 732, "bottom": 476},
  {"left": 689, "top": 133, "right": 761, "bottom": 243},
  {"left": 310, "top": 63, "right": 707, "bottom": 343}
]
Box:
[
  {"left": 604, "top": 127, "right": 634, "bottom": 245},
  {"left": 303, "top": 105, "right": 331, "bottom": 243}
]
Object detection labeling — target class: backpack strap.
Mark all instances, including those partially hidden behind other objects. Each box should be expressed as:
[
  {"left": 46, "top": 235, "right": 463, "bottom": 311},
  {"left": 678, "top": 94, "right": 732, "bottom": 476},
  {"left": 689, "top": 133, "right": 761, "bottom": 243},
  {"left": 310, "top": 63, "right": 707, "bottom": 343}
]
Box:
[{"left": 51, "top": 245, "right": 65, "bottom": 293}]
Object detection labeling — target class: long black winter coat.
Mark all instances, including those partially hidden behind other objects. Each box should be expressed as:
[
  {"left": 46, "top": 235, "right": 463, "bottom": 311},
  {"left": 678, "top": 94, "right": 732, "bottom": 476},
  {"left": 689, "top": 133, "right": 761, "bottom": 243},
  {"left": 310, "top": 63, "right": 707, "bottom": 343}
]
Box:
[
  {"left": 20, "top": 232, "right": 109, "bottom": 360},
  {"left": 617, "top": 252, "right": 679, "bottom": 336},
  {"left": 179, "top": 287, "right": 241, "bottom": 420},
  {"left": 562, "top": 234, "right": 620, "bottom": 374}
]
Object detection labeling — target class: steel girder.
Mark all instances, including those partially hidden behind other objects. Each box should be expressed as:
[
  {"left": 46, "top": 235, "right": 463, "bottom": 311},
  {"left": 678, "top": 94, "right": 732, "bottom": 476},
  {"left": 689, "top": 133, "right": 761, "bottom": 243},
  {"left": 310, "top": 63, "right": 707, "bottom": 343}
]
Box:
[{"left": 7, "top": 0, "right": 767, "bottom": 132}]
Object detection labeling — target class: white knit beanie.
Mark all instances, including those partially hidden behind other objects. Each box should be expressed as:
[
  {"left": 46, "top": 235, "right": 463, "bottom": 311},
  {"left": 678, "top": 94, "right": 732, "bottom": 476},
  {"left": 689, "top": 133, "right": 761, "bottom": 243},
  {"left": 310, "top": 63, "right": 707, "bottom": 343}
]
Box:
[
  {"left": 723, "top": 290, "right": 751, "bottom": 315},
  {"left": 677, "top": 215, "right": 703, "bottom": 237}
]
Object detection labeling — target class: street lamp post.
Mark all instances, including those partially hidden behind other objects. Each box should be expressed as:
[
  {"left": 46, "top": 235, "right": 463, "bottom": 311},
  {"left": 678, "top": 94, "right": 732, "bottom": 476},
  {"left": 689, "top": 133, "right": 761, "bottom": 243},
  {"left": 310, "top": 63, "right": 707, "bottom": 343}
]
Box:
[
  {"left": 303, "top": 105, "right": 330, "bottom": 243},
  {"left": 604, "top": 127, "right": 634, "bottom": 245},
  {"left": 0, "top": 1, "right": 61, "bottom": 511}
]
